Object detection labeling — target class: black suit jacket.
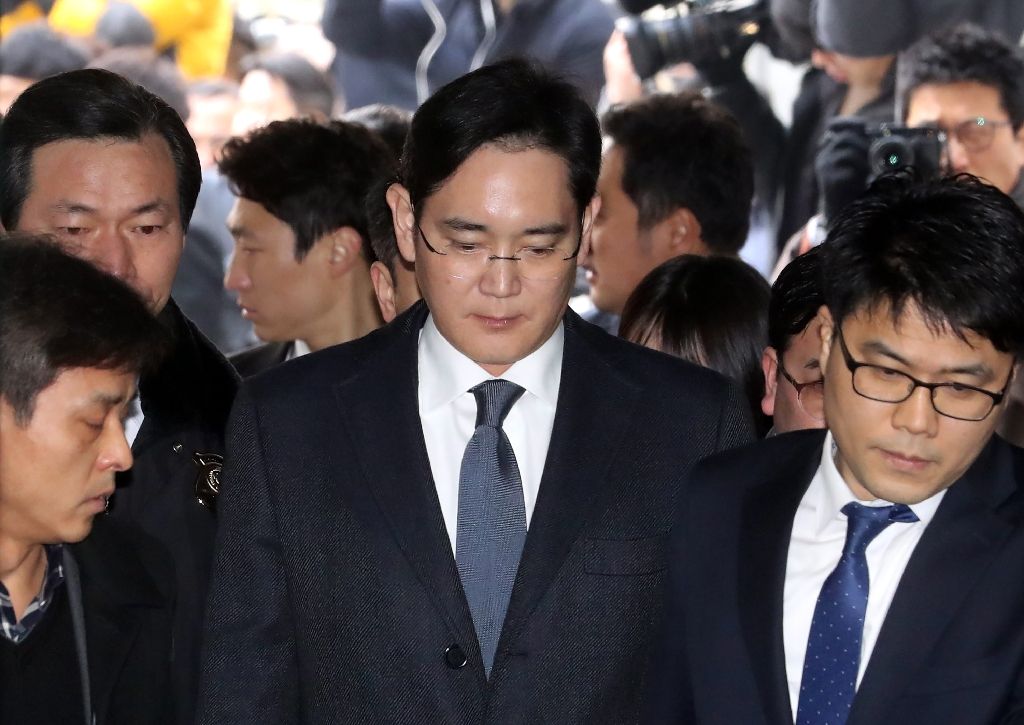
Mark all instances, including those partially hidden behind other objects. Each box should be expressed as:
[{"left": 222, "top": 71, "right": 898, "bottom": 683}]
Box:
[
  {"left": 199, "top": 301, "right": 753, "bottom": 724},
  {"left": 647, "top": 429, "right": 1024, "bottom": 725},
  {"left": 71, "top": 516, "right": 176, "bottom": 725},
  {"left": 109, "top": 300, "right": 238, "bottom": 725},
  {"left": 229, "top": 341, "right": 291, "bottom": 378}
]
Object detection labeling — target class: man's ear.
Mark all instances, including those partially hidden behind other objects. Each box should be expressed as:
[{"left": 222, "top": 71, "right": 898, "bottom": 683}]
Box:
[
  {"left": 386, "top": 183, "right": 417, "bottom": 265},
  {"left": 325, "top": 227, "right": 363, "bottom": 278},
  {"left": 575, "top": 194, "right": 601, "bottom": 268},
  {"left": 370, "top": 261, "right": 398, "bottom": 323},
  {"left": 817, "top": 305, "right": 834, "bottom": 371},
  {"left": 761, "top": 346, "right": 779, "bottom": 417},
  {"left": 664, "top": 206, "right": 704, "bottom": 256}
]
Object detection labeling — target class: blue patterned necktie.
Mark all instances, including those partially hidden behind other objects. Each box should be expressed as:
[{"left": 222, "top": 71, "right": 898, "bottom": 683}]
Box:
[
  {"left": 456, "top": 379, "right": 527, "bottom": 677},
  {"left": 795, "top": 501, "right": 919, "bottom": 725}
]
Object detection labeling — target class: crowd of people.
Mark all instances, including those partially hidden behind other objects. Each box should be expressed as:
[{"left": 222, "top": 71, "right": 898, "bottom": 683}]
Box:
[{"left": 2, "top": 0, "right": 1024, "bottom": 723}]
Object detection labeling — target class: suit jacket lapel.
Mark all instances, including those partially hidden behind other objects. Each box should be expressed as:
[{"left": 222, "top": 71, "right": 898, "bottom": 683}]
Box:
[
  {"left": 331, "top": 303, "right": 481, "bottom": 661},
  {"left": 849, "top": 438, "right": 1019, "bottom": 724},
  {"left": 738, "top": 431, "right": 824, "bottom": 725},
  {"left": 497, "top": 312, "right": 642, "bottom": 657}
]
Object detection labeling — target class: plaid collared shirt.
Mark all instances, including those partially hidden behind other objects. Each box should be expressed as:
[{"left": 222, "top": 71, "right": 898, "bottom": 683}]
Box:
[{"left": 0, "top": 545, "right": 65, "bottom": 644}]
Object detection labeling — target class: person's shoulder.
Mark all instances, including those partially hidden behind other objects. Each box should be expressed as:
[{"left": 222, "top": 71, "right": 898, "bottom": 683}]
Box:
[
  {"left": 229, "top": 341, "right": 290, "bottom": 378},
  {"left": 73, "top": 516, "right": 175, "bottom": 606},
  {"left": 691, "top": 428, "right": 826, "bottom": 487}
]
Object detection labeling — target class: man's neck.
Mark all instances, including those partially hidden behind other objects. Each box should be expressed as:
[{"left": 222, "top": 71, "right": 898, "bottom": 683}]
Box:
[
  {"left": 0, "top": 538, "right": 48, "bottom": 621},
  {"left": 303, "top": 279, "right": 384, "bottom": 353}
]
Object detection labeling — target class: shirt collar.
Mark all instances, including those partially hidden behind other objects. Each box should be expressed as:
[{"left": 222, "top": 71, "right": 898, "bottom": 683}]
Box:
[
  {"left": 812, "top": 430, "right": 945, "bottom": 536},
  {"left": 289, "top": 339, "right": 311, "bottom": 361},
  {"left": 419, "top": 314, "right": 564, "bottom": 412}
]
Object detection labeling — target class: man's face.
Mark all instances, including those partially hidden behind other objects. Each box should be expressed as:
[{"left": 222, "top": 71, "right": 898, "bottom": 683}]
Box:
[
  {"left": 906, "top": 81, "right": 1024, "bottom": 194},
  {"left": 187, "top": 92, "right": 238, "bottom": 170},
  {"left": 15, "top": 134, "right": 184, "bottom": 314},
  {"left": 762, "top": 317, "right": 826, "bottom": 434},
  {"left": 587, "top": 144, "right": 675, "bottom": 315},
  {"left": 232, "top": 70, "right": 299, "bottom": 136},
  {"left": 820, "top": 301, "right": 1013, "bottom": 504},
  {"left": 225, "top": 197, "right": 338, "bottom": 346},
  {"left": 392, "top": 144, "right": 595, "bottom": 376},
  {"left": 0, "top": 368, "right": 134, "bottom": 545}
]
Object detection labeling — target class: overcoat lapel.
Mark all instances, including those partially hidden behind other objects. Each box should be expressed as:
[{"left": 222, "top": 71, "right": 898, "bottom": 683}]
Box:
[
  {"left": 737, "top": 431, "right": 824, "bottom": 725},
  {"left": 331, "top": 303, "right": 481, "bottom": 663}
]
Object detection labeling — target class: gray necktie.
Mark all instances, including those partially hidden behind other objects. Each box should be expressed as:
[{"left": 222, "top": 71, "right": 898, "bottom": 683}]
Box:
[{"left": 456, "top": 379, "right": 527, "bottom": 677}]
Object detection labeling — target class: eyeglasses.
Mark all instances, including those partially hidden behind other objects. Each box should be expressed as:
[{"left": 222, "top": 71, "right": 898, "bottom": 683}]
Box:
[
  {"left": 835, "top": 328, "right": 1011, "bottom": 421},
  {"left": 415, "top": 221, "right": 581, "bottom": 281},
  {"left": 939, "top": 116, "right": 1014, "bottom": 153},
  {"left": 778, "top": 362, "right": 825, "bottom": 421}
]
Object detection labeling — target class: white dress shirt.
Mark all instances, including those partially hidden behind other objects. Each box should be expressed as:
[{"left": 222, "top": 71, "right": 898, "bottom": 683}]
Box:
[
  {"left": 418, "top": 315, "right": 563, "bottom": 553},
  {"left": 286, "top": 339, "right": 311, "bottom": 361},
  {"left": 783, "top": 431, "right": 946, "bottom": 716},
  {"left": 125, "top": 395, "right": 145, "bottom": 447}
]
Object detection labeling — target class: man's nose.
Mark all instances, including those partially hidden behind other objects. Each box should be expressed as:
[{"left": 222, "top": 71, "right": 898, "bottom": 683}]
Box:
[
  {"left": 87, "top": 229, "right": 137, "bottom": 283},
  {"left": 224, "top": 252, "right": 250, "bottom": 291},
  {"left": 478, "top": 257, "right": 522, "bottom": 298},
  {"left": 945, "top": 136, "right": 971, "bottom": 173}
]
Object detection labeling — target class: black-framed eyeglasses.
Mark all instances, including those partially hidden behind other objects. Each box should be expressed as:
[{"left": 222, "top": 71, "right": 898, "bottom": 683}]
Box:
[
  {"left": 835, "top": 327, "right": 1011, "bottom": 422},
  {"left": 940, "top": 116, "right": 1014, "bottom": 153},
  {"left": 778, "top": 362, "right": 825, "bottom": 421},
  {"left": 415, "top": 220, "right": 583, "bottom": 281}
]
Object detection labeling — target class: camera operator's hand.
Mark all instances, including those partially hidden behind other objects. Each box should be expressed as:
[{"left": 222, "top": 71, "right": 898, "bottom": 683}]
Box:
[
  {"left": 816, "top": 117, "right": 871, "bottom": 223},
  {"left": 603, "top": 29, "right": 644, "bottom": 105}
]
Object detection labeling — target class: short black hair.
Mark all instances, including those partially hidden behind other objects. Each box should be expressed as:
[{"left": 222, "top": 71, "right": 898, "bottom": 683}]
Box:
[
  {"left": 0, "top": 68, "right": 202, "bottom": 231},
  {"left": 239, "top": 52, "right": 336, "bottom": 119},
  {"left": 821, "top": 171, "right": 1024, "bottom": 356},
  {"left": 768, "top": 245, "right": 824, "bottom": 354},
  {"left": 95, "top": 1, "right": 156, "bottom": 48},
  {"left": 88, "top": 47, "right": 191, "bottom": 121},
  {"left": 899, "top": 23, "right": 1024, "bottom": 131},
  {"left": 365, "top": 177, "right": 398, "bottom": 270},
  {"left": 0, "top": 233, "right": 167, "bottom": 424},
  {"left": 344, "top": 103, "right": 412, "bottom": 161},
  {"left": 218, "top": 118, "right": 395, "bottom": 260},
  {"left": 0, "top": 22, "right": 91, "bottom": 81},
  {"left": 401, "top": 58, "right": 601, "bottom": 222},
  {"left": 620, "top": 254, "right": 771, "bottom": 436},
  {"left": 601, "top": 92, "right": 754, "bottom": 255}
]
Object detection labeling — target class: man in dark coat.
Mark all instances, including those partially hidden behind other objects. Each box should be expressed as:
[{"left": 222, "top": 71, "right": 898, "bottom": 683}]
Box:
[{"left": 0, "top": 68, "right": 239, "bottom": 725}]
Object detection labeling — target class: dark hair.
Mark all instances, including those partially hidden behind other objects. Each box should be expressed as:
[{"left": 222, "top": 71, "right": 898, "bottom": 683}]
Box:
[
  {"left": 768, "top": 245, "right": 824, "bottom": 353},
  {"left": 218, "top": 118, "right": 395, "bottom": 260},
  {"left": 344, "top": 103, "right": 412, "bottom": 161},
  {"left": 95, "top": 1, "right": 156, "bottom": 48},
  {"left": 899, "top": 23, "right": 1024, "bottom": 131},
  {"left": 365, "top": 177, "right": 398, "bottom": 270},
  {"left": 821, "top": 171, "right": 1024, "bottom": 356},
  {"left": 401, "top": 58, "right": 601, "bottom": 221},
  {"left": 601, "top": 92, "right": 754, "bottom": 255},
  {"left": 0, "top": 22, "right": 91, "bottom": 81},
  {"left": 0, "top": 233, "right": 167, "bottom": 424},
  {"left": 620, "top": 254, "right": 771, "bottom": 435},
  {"left": 239, "top": 52, "right": 336, "bottom": 119},
  {"left": 88, "top": 47, "right": 190, "bottom": 121},
  {"left": 0, "top": 68, "right": 202, "bottom": 231}
]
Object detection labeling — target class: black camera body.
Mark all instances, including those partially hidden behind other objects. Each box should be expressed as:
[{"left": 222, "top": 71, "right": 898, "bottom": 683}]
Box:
[
  {"left": 618, "top": 0, "right": 767, "bottom": 80},
  {"left": 866, "top": 124, "right": 945, "bottom": 182}
]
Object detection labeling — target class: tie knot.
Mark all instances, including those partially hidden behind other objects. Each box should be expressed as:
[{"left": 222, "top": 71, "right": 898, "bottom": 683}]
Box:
[
  {"left": 470, "top": 379, "right": 525, "bottom": 428},
  {"left": 840, "top": 501, "right": 918, "bottom": 555}
]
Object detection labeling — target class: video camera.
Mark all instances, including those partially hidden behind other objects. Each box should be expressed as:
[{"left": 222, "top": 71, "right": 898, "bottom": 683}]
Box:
[{"left": 617, "top": 0, "right": 768, "bottom": 80}]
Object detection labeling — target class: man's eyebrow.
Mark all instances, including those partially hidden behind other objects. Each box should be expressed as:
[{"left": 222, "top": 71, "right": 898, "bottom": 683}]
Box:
[
  {"left": 523, "top": 222, "right": 569, "bottom": 236},
  {"left": 51, "top": 201, "right": 97, "bottom": 214},
  {"left": 131, "top": 200, "right": 172, "bottom": 216},
  {"left": 440, "top": 217, "right": 569, "bottom": 236},
  {"left": 442, "top": 217, "right": 487, "bottom": 233},
  {"left": 88, "top": 390, "right": 131, "bottom": 407},
  {"left": 860, "top": 340, "right": 991, "bottom": 377}
]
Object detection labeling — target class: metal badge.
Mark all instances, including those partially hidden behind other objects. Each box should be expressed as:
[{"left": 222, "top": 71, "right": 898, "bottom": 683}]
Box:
[{"left": 193, "top": 452, "right": 224, "bottom": 511}]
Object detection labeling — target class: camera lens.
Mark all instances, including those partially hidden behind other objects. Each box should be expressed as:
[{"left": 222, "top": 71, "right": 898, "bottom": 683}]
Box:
[{"left": 869, "top": 137, "right": 915, "bottom": 176}]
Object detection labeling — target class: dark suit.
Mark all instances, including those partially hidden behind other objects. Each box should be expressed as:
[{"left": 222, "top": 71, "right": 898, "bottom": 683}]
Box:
[
  {"left": 647, "top": 429, "right": 1024, "bottom": 725},
  {"left": 229, "top": 341, "right": 291, "bottom": 378},
  {"left": 109, "top": 300, "right": 238, "bottom": 725},
  {"left": 71, "top": 516, "right": 176, "bottom": 725},
  {"left": 199, "top": 301, "right": 752, "bottom": 724}
]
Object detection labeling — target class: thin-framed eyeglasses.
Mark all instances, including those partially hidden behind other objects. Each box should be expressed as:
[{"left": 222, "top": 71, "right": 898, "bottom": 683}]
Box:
[
  {"left": 835, "top": 327, "right": 1012, "bottom": 422},
  {"left": 415, "top": 220, "right": 583, "bottom": 281},
  {"left": 778, "top": 361, "right": 824, "bottom": 421},
  {"left": 939, "top": 116, "right": 1014, "bottom": 153}
]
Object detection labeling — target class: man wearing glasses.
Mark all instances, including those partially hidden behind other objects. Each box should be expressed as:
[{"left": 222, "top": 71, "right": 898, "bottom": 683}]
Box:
[
  {"left": 901, "top": 23, "right": 1024, "bottom": 208},
  {"left": 761, "top": 246, "right": 827, "bottom": 434},
  {"left": 199, "top": 58, "right": 752, "bottom": 724},
  {"left": 647, "top": 172, "right": 1024, "bottom": 725}
]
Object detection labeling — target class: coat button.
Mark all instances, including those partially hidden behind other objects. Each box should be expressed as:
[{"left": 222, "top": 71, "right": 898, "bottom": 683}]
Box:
[{"left": 444, "top": 644, "right": 467, "bottom": 669}]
